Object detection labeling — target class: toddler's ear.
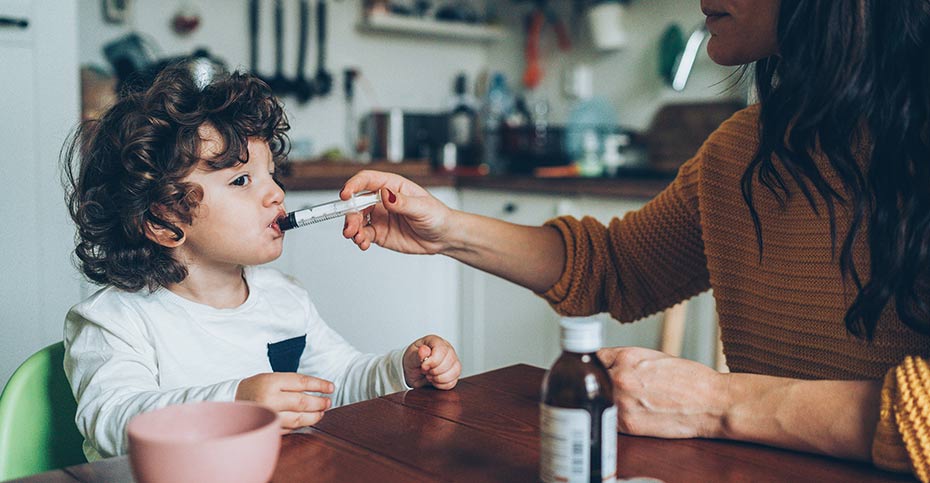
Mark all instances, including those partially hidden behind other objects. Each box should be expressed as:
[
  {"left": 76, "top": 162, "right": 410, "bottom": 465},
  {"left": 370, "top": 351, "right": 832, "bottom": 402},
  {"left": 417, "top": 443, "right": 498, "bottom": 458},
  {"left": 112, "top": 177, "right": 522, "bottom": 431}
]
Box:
[
  {"left": 144, "top": 222, "right": 185, "bottom": 248},
  {"left": 144, "top": 205, "right": 186, "bottom": 248}
]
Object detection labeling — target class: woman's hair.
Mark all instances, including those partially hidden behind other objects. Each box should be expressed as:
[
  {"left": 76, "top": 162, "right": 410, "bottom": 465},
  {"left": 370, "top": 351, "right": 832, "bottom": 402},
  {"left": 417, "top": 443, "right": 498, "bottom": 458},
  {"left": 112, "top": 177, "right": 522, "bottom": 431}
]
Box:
[
  {"left": 64, "top": 64, "right": 290, "bottom": 292},
  {"left": 744, "top": 0, "right": 930, "bottom": 339}
]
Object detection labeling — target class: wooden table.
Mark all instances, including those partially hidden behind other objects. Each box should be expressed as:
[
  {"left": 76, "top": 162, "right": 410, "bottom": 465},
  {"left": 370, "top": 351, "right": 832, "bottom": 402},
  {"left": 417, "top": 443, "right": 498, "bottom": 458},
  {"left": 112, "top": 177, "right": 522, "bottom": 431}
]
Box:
[{"left": 14, "top": 364, "right": 915, "bottom": 483}]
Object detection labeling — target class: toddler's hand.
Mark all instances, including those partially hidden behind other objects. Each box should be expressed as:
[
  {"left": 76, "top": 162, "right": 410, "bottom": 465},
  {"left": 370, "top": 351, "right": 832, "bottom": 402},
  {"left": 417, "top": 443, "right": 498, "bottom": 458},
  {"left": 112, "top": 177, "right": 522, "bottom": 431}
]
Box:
[
  {"left": 235, "top": 372, "right": 334, "bottom": 431},
  {"left": 403, "top": 334, "right": 461, "bottom": 390}
]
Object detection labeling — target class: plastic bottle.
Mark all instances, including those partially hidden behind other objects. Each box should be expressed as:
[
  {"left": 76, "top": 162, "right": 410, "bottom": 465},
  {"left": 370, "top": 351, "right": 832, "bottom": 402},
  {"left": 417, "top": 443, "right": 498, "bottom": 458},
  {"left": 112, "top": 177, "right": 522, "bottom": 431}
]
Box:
[
  {"left": 540, "top": 318, "right": 617, "bottom": 483},
  {"left": 481, "top": 72, "right": 513, "bottom": 174},
  {"left": 602, "top": 132, "right": 630, "bottom": 177},
  {"left": 564, "top": 65, "right": 619, "bottom": 167},
  {"left": 575, "top": 130, "right": 604, "bottom": 177}
]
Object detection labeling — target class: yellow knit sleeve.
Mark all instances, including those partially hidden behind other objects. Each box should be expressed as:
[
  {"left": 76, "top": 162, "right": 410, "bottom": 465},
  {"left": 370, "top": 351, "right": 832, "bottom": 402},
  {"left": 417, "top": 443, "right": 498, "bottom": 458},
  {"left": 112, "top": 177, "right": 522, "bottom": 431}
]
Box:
[{"left": 873, "top": 356, "right": 930, "bottom": 482}]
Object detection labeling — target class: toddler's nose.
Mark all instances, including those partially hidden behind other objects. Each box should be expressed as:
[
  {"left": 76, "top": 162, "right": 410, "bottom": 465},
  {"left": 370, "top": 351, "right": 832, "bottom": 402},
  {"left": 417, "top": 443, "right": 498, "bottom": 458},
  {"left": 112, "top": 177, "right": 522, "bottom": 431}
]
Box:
[{"left": 266, "top": 177, "right": 285, "bottom": 206}]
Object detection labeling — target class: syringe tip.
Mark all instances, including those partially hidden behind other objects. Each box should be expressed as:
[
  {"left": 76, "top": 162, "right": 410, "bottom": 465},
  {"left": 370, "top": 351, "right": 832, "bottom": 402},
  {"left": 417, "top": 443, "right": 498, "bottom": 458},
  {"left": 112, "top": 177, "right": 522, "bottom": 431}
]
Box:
[{"left": 276, "top": 213, "right": 297, "bottom": 231}]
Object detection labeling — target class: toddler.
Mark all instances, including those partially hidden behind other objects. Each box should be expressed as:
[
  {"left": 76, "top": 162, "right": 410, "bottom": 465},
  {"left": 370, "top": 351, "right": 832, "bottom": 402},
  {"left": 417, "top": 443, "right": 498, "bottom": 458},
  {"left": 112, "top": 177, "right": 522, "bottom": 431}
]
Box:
[{"left": 62, "top": 64, "right": 461, "bottom": 460}]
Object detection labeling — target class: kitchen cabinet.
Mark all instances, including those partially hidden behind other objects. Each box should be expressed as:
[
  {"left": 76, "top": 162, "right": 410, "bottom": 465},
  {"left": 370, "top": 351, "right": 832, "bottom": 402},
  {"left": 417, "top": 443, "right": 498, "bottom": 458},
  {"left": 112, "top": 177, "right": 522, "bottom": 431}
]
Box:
[
  {"left": 0, "top": 0, "right": 80, "bottom": 387},
  {"left": 273, "top": 186, "right": 718, "bottom": 378},
  {"left": 458, "top": 190, "right": 565, "bottom": 375},
  {"left": 270, "top": 188, "right": 462, "bottom": 357},
  {"left": 569, "top": 195, "right": 720, "bottom": 368},
  {"left": 459, "top": 189, "right": 720, "bottom": 375}
]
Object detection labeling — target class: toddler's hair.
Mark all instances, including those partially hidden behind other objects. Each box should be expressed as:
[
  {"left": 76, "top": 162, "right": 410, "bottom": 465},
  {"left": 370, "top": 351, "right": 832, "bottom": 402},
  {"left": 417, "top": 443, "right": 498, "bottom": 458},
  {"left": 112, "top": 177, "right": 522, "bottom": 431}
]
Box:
[{"left": 64, "top": 63, "right": 290, "bottom": 291}]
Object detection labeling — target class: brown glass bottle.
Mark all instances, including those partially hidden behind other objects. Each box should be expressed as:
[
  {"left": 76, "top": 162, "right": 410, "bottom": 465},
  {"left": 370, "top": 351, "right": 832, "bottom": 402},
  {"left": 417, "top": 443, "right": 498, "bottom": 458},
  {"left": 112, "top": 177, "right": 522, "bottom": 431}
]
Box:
[{"left": 540, "top": 319, "right": 617, "bottom": 483}]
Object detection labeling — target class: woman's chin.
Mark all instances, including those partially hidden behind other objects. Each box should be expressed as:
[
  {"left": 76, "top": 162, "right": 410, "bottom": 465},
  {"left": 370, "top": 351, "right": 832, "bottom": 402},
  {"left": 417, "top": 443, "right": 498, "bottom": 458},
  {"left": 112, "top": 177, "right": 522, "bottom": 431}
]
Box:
[
  {"left": 706, "top": 41, "right": 746, "bottom": 66},
  {"left": 706, "top": 38, "right": 776, "bottom": 67}
]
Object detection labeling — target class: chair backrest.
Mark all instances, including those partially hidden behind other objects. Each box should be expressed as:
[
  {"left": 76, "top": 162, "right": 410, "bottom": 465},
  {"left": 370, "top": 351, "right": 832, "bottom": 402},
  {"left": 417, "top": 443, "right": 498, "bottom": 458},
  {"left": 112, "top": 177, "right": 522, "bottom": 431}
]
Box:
[{"left": 0, "top": 342, "right": 86, "bottom": 480}]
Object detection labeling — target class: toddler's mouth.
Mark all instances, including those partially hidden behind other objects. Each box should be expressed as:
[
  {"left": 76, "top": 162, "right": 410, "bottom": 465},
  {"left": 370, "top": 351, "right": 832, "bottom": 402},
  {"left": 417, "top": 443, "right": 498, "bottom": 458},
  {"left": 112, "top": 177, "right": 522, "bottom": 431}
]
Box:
[{"left": 270, "top": 215, "right": 286, "bottom": 234}]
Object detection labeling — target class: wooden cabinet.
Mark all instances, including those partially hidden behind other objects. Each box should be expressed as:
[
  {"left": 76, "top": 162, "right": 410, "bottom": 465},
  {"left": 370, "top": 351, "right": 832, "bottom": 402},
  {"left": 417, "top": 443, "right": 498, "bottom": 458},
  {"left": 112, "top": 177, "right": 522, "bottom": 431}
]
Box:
[{"left": 271, "top": 188, "right": 462, "bottom": 357}]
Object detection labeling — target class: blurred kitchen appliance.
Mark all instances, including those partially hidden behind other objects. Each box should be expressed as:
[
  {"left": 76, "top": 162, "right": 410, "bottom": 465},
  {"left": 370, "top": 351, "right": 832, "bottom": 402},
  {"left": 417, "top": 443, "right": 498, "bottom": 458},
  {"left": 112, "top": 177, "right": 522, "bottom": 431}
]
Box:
[
  {"left": 103, "top": 34, "right": 226, "bottom": 94},
  {"left": 361, "top": 111, "right": 448, "bottom": 164},
  {"left": 588, "top": 0, "right": 628, "bottom": 50},
  {"left": 644, "top": 100, "right": 743, "bottom": 172},
  {"left": 499, "top": 125, "right": 569, "bottom": 174}
]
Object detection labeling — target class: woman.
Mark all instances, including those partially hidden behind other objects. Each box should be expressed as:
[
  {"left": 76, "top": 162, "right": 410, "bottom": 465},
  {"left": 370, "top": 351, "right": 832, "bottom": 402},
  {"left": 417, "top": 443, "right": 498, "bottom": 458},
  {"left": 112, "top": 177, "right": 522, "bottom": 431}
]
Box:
[{"left": 340, "top": 0, "right": 930, "bottom": 479}]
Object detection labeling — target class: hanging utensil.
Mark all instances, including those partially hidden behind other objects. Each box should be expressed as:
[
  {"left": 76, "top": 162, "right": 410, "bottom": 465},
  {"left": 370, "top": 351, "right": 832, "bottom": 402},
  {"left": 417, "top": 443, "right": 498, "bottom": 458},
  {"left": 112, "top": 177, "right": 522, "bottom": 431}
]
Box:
[
  {"left": 313, "top": 0, "right": 333, "bottom": 97},
  {"left": 269, "top": 0, "right": 291, "bottom": 95},
  {"left": 522, "top": 9, "right": 544, "bottom": 89},
  {"left": 293, "top": 0, "right": 315, "bottom": 104},
  {"left": 249, "top": 0, "right": 260, "bottom": 74}
]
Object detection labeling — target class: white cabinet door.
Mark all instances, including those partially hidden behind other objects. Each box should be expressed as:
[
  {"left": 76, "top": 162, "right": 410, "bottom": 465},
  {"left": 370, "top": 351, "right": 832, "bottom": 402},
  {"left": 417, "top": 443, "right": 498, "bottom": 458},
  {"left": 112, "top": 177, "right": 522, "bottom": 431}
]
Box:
[
  {"left": 0, "top": 0, "right": 80, "bottom": 387},
  {"left": 558, "top": 196, "right": 666, "bottom": 352},
  {"left": 271, "top": 188, "right": 461, "bottom": 357},
  {"left": 573, "top": 195, "right": 720, "bottom": 367},
  {"left": 459, "top": 190, "right": 566, "bottom": 374}
]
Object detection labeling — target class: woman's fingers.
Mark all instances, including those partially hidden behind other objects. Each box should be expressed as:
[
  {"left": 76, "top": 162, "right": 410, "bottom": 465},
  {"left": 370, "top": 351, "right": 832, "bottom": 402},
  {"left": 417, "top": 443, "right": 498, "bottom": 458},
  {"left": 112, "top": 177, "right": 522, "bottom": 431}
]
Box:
[{"left": 341, "top": 170, "right": 407, "bottom": 200}]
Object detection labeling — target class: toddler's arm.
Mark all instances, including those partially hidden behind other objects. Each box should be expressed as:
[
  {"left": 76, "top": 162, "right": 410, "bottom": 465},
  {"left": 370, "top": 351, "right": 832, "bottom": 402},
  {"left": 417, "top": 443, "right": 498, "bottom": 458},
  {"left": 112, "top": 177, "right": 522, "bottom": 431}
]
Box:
[
  {"left": 402, "top": 334, "right": 461, "bottom": 390},
  {"left": 65, "top": 319, "right": 241, "bottom": 459},
  {"left": 235, "top": 372, "right": 333, "bottom": 429}
]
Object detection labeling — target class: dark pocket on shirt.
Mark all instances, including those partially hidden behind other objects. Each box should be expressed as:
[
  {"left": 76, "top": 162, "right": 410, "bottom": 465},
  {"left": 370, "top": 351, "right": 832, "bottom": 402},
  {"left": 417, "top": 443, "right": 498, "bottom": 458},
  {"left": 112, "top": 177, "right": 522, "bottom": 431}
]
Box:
[{"left": 267, "top": 334, "right": 306, "bottom": 373}]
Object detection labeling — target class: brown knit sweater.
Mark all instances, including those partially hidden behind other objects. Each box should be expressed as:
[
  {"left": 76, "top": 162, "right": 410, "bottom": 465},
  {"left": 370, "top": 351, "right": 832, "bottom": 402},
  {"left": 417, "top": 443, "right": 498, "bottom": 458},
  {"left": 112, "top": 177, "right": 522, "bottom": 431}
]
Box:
[{"left": 540, "top": 104, "right": 930, "bottom": 480}]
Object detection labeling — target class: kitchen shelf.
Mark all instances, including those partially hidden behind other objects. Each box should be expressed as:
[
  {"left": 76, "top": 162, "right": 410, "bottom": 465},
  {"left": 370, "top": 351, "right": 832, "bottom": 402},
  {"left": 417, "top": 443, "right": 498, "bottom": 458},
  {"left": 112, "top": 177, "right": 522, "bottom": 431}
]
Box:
[{"left": 357, "top": 13, "right": 505, "bottom": 42}]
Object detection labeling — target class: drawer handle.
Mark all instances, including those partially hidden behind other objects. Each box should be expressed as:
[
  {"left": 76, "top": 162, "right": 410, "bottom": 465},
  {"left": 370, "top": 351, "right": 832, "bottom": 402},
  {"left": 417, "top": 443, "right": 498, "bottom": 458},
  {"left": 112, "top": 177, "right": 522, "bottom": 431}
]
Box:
[
  {"left": 0, "top": 16, "right": 29, "bottom": 28},
  {"left": 503, "top": 202, "right": 518, "bottom": 214}
]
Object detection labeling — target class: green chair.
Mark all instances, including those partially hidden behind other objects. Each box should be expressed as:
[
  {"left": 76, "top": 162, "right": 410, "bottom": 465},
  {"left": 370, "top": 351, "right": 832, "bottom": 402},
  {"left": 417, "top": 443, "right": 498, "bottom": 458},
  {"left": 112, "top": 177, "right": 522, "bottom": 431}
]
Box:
[{"left": 0, "top": 342, "right": 86, "bottom": 480}]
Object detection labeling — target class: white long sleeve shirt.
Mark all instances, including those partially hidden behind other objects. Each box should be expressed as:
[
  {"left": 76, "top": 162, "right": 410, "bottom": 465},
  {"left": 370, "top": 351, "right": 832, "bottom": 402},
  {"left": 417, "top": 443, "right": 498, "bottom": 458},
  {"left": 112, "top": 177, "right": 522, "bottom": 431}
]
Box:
[{"left": 63, "top": 266, "right": 410, "bottom": 461}]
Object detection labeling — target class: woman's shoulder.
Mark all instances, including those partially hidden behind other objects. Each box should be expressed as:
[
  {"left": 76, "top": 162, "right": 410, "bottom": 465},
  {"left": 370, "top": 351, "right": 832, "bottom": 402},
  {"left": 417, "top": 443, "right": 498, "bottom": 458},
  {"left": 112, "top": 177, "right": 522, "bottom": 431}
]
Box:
[
  {"left": 689, "top": 103, "right": 761, "bottom": 178},
  {"left": 704, "top": 103, "right": 760, "bottom": 151}
]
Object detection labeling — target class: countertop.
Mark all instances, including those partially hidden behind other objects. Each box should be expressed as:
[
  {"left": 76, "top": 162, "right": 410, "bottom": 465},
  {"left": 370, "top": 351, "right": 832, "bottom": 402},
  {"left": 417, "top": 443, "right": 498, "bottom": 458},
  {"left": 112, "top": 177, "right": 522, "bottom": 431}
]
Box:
[{"left": 280, "top": 161, "right": 675, "bottom": 200}]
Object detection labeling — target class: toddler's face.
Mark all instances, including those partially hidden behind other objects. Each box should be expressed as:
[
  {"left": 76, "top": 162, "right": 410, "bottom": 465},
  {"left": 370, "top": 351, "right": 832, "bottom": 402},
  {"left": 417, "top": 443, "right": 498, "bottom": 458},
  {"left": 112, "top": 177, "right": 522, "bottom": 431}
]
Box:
[{"left": 174, "top": 127, "right": 286, "bottom": 270}]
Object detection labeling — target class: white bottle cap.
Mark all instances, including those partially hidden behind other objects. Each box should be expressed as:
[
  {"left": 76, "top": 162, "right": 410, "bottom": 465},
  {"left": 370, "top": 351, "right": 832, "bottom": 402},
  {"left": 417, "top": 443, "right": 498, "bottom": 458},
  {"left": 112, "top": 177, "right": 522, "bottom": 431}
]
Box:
[{"left": 560, "top": 318, "right": 603, "bottom": 353}]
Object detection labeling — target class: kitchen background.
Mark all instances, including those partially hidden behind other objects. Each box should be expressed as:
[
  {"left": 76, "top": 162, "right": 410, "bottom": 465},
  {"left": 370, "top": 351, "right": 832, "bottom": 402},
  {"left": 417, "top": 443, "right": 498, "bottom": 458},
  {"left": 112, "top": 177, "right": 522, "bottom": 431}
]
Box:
[{"left": 2, "top": 0, "right": 744, "bottom": 388}]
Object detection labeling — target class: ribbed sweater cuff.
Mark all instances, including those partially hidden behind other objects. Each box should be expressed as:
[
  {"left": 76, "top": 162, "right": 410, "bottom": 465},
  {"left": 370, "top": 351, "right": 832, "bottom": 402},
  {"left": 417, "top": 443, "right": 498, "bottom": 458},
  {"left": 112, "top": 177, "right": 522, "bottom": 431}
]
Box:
[
  {"left": 539, "top": 216, "right": 579, "bottom": 307},
  {"left": 872, "top": 357, "right": 930, "bottom": 482}
]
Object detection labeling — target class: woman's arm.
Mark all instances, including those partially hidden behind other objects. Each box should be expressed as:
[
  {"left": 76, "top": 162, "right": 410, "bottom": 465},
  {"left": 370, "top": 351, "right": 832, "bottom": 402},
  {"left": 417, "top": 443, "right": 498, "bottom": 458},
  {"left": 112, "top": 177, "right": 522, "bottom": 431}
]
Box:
[
  {"left": 440, "top": 210, "right": 565, "bottom": 293},
  {"left": 340, "top": 170, "right": 565, "bottom": 293},
  {"left": 721, "top": 371, "right": 882, "bottom": 461},
  {"left": 597, "top": 346, "right": 882, "bottom": 462}
]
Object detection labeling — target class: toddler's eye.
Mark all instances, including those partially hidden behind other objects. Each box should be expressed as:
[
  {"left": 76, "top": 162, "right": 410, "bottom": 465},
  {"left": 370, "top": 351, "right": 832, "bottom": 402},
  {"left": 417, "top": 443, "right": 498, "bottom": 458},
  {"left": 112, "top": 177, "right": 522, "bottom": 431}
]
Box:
[{"left": 231, "top": 174, "right": 252, "bottom": 186}]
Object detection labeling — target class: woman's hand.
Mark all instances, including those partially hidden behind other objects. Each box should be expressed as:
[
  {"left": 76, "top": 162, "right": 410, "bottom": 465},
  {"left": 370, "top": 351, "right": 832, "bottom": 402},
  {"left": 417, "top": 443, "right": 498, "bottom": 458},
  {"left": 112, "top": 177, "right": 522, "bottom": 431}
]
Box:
[
  {"left": 341, "top": 170, "right": 455, "bottom": 254},
  {"left": 235, "top": 372, "right": 335, "bottom": 431},
  {"left": 403, "top": 334, "right": 462, "bottom": 390},
  {"left": 597, "top": 346, "right": 728, "bottom": 439}
]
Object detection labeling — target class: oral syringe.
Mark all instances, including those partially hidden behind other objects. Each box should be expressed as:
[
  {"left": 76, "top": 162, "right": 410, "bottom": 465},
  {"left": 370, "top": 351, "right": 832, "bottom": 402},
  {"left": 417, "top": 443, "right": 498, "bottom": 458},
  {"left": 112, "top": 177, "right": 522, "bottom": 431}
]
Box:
[{"left": 276, "top": 191, "right": 382, "bottom": 231}]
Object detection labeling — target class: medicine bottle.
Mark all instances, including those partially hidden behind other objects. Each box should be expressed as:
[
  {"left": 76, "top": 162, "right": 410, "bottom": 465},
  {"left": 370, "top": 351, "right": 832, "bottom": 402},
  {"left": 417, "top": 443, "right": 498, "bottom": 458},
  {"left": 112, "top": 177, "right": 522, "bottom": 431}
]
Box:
[{"left": 540, "top": 318, "right": 617, "bottom": 483}]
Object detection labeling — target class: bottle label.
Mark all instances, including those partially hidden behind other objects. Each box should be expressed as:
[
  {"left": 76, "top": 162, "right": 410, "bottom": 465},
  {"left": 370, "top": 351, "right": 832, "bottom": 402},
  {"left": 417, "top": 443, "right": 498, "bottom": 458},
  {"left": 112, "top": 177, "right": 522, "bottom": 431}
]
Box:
[
  {"left": 540, "top": 404, "right": 618, "bottom": 483},
  {"left": 540, "top": 404, "right": 590, "bottom": 483},
  {"left": 602, "top": 405, "right": 618, "bottom": 482}
]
